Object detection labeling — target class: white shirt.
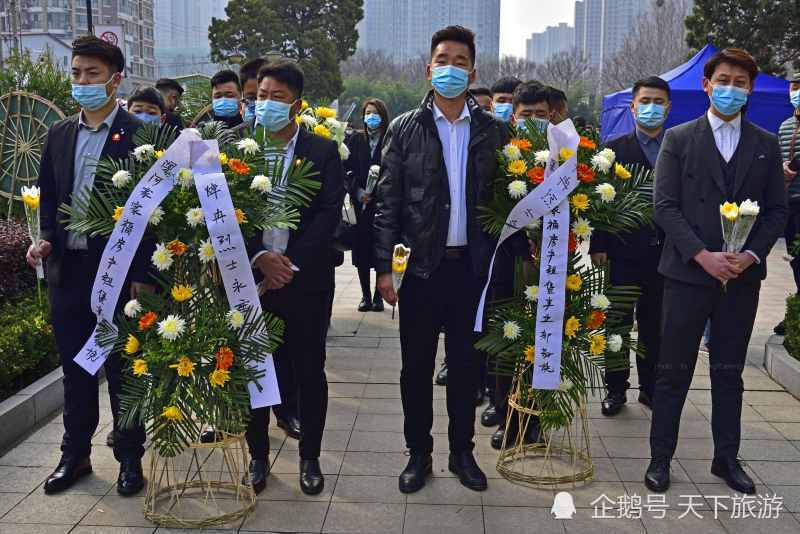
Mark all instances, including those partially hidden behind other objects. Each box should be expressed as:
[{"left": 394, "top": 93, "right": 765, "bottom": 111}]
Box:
[
  {"left": 432, "top": 101, "right": 471, "bottom": 247},
  {"left": 707, "top": 110, "right": 742, "bottom": 163}
]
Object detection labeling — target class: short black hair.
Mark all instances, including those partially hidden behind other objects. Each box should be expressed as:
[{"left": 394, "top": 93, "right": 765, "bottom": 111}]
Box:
[
  {"left": 632, "top": 76, "right": 671, "bottom": 99},
  {"left": 210, "top": 69, "right": 241, "bottom": 91},
  {"left": 470, "top": 86, "right": 491, "bottom": 98},
  {"left": 128, "top": 87, "right": 165, "bottom": 113},
  {"left": 547, "top": 87, "right": 567, "bottom": 108},
  {"left": 257, "top": 60, "right": 305, "bottom": 99},
  {"left": 431, "top": 25, "right": 476, "bottom": 66},
  {"left": 72, "top": 34, "right": 125, "bottom": 73},
  {"left": 155, "top": 78, "right": 183, "bottom": 95},
  {"left": 239, "top": 57, "right": 268, "bottom": 84},
  {"left": 513, "top": 81, "right": 549, "bottom": 108},
  {"left": 491, "top": 76, "right": 522, "bottom": 96},
  {"left": 572, "top": 115, "right": 587, "bottom": 129}
]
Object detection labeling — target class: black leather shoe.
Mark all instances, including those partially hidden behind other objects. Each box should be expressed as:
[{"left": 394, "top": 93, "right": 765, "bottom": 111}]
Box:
[
  {"left": 644, "top": 458, "right": 670, "bottom": 493},
  {"left": 448, "top": 451, "right": 487, "bottom": 491},
  {"left": 106, "top": 430, "right": 116, "bottom": 447},
  {"left": 601, "top": 392, "right": 627, "bottom": 416},
  {"left": 474, "top": 388, "right": 485, "bottom": 407},
  {"left": 435, "top": 364, "right": 448, "bottom": 386},
  {"left": 638, "top": 390, "right": 653, "bottom": 409},
  {"left": 299, "top": 459, "right": 324, "bottom": 495},
  {"left": 711, "top": 458, "right": 756, "bottom": 494},
  {"left": 242, "top": 459, "right": 269, "bottom": 494},
  {"left": 774, "top": 320, "right": 786, "bottom": 335},
  {"left": 481, "top": 403, "right": 500, "bottom": 427},
  {"left": 44, "top": 456, "right": 92, "bottom": 494},
  {"left": 358, "top": 298, "right": 372, "bottom": 312},
  {"left": 277, "top": 414, "right": 301, "bottom": 440},
  {"left": 372, "top": 293, "right": 384, "bottom": 312},
  {"left": 117, "top": 457, "right": 145, "bottom": 496},
  {"left": 399, "top": 453, "right": 432, "bottom": 493},
  {"left": 490, "top": 427, "right": 505, "bottom": 450}
]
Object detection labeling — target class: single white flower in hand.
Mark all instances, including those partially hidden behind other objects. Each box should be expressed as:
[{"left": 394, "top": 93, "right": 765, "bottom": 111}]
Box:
[
  {"left": 524, "top": 285, "right": 539, "bottom": 302},
  {"left": 338, "top": 142, "right": 350, "bottom": 160},
  {"left": 590, "top": 293, "right": 611, "bottom": 310},
  {"left": 186, "top": 207, "right": 204, "bottom": 227},
  {"left": 124, "top": 299, "right": 142, "bottom": 318},
  {"left": 149, "top": 206, "right": 164, "bottom": 225},
  {"left": 503, "top": 320, "right": 522, "bottom": 340},
  {"left": 111, "top": 170, "right": 131, "bottom": 188},
  {"left": 151, "top": 243, "right": 174, "bottom": 271},
  {"left": 236, "top": 137, "right": 260, "bottom": 156},
  {"left": 739, "top": 199, "right": 760, "bottom": 216},
  {"left": 133, "top": 144, "right": 155, "bottom": 162},
  {"left": 157, "top": 314, "right": 186, "bottom": 341},
  {"left": 595, "top": 182, "right": 616, "bottom": 202},
  {"left": 250, "top": 174, "right": 272, "bottom": 193},
  {"left": 508, "top": 180, "right": 527, "bottom": 199}
]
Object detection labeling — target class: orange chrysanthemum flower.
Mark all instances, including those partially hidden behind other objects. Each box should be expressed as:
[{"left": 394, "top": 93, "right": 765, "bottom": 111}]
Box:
[
  {"left": 235, "top": 208, "right": 247, "bottom": 224},
  {"left": 568, "top": 231, "right": 577, "bottom": 253},
  {"left": 587, "top": 309, "right": 606, "bottom": 330},
  {"left": 215, "top": 346, "right": 234, "bottom": 371},
  {"left": 577, "top": 163, "right": 595, "bottom": 183},
  {"left": 166, "top": 239, "right": 188, "bottom": 256},
  {"left": 527, "top": 166, "right": 545, "bottom": 184},
  {"left": 228, "top": 158, "right": 251, "bottom": 175},
  {"left": 138, "top": 311, "right": 157, "bottom": 331},
  {"left": 579, "top": 136, "right": 597, "bottom": 150},
  {"left": 510, "top": 138, "right": 532, "bottom": 151}
]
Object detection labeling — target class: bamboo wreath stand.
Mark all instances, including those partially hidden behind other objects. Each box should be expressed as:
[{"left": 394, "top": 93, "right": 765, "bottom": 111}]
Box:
[
  {"left": 143, "top": 430, "right": 256, "bottom": 528},
  {"left": 496, "top": 375, "right": 594, "bottom": 487}
]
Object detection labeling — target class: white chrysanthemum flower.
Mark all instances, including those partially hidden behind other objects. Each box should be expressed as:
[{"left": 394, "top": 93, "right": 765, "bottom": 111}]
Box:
[
  {"left": 507, "top": 180, "right": 527, "bottom": 199},
  {"left": 502, "top": 144, "right": 522, "bottom": 161},
  {"left": 369, "top": 164, "right": 381, "bottom": 175},
  {"left": 503, "top": 320, "right": 522, "bottom": 340},
  {"left": 111, "top": 170, "right": 131, "bottom": 188},
  {"left": 198, "top": 238, "right": 216, "bottom": 264},
  {"left": 157, "top": 314, "right": 186, "bottom": 341},
  {"left": 598, "top": 148, "right": 616, "bottom": 165},
  {"left": 299, "top": 114, "right": 318, "bottom": 128},
  {"left": 590, "top": 293, "right": 611, "bottom": 310},
  {"left": 739, "top": 199, "right": 760, "bottom": 216},
  {"left": 326, "top": 118, "right": 345, "bottom": 134},
  {"left": 250, "top": 174, "right": 272, "bottom": 193},
  {"left": 226, "top": 309, "right": 245, "bottom": 329},
  {"left": 186, "top": 207, "right": 204, "bottom": 227},
  {"left": 123, "top": 299, "right": 142, "bottom": 318},
  {"left": 133, "top": 144, "right": 155, "bottom": 162},
  {"left": 177, "top": 168, "right": 194, "bottom": 188},
  {"left": 151, "top": 243, "right": 174, "bottom": 271},
  {"left": 608, "top": 334, "right": 623, "bottom": 353},
  {"left": 571, "top": 217, "right": 593, "bottom": 239},
  {"left": 526, "top": 217, "right": 542, "bottom": 230},
  {"left": 590, "top": 153, "right": 613, "bottom": 173},
  {"left": 524, "top": 285, "right": 539, "bottom": 302},
  {"left": 534, "top": 150, "right": 550, "bottom": 165},
  {"left": 338, "top": 142, "right": 350, "bottom": 160},
  {"left": 595, "top": 182, "right": 616, "bottom": 203},
  {"left": 149, "top": 206, "right": 164, "bottom": 226},
  {"left": 236, "top": 137, "right": 260, "bottom": 156}
]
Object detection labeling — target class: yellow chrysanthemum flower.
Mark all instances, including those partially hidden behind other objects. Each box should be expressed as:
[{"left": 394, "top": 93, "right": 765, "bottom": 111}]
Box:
[
  {"left": 169, "top": 356, "right": 196, "bottom": 377},
  {"left": 564, "top": 316, "right": 581, "bottom": 338},
  {"left": 295, "top": 115, "right": 302, "bottom": 125},
  {"left": 209, "top": 368, "right": 231, "bottom": 388},
  {"left": 235, "top": 208, "right": 247, "bottom": 224},
  {"left": 570, "top": 193, "right": 589, "bottom": 212},
  {"left": 132, "top": 359, "right": 148, "bottom": 376},
  {"left": 171, "top": 284, "right": 193, "bottom": 302},
  {"left": 313, "top": 124, "right": 332, "bottom": 138},
  {"left": 614, "top": 163, "right": 632, "bottom": 180},
  {"left": 21, "top": 186, "right": 40, "bottom": 209},
  {"left": 315, "top": 106, "right": 336, "bottom": 119},
  {"left": 112, "top": 206, "right": 124, "bottom": 222},
  {"left": 566, "top": 274, "right": 582, "bottom": 292},
  {"left": 301, "top": 100, "right": 309, "bottom": 111},
  {"left": 124, "top": 334, "right": 140, "bottom": 355},
  {"left": 162, "top": 405, "right": 183, "bottom": 421},
  {"left": 559, "top": 147, "right": 576, "bottom": 161},
  {"left": 524, "top": 345, "right": 535, "bottom": 362},
  {"left": 507, "top": 159, "right": 528, "bottom": 176},
  {"left": 590, "top": 334, "right": 607, "bottom": 356},
  {"left": 219, "top": 152, "right": 229, "bottom": 165},
  {"left": 155, "top": 149, "right": 165, "bottom": 159},
  {"left": 720, "top": 201, "right": 739, "bottom": 222}
]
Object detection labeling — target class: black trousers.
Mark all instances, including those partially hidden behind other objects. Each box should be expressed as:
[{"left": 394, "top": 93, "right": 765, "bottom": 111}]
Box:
[
  {"left": 49, "top": 251, "right": 145, "bottom": 462},
  {"left": 785, "top": 201, "right": 800, "bottom": 293},
  {"left": 399, "top": 255, "right": 482, "bottom": 454},
  {"left": 650, "top": 277, "right": 759, "bottom": 461},
  {"left": 605, "top": 251, "right": 663, "bottom": 397},
  {"left": 246, "top": 286, "right": 330, "bottom": 460}
]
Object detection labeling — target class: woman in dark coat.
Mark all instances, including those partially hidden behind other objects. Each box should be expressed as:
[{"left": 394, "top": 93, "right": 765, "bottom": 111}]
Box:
[{"left": 344, "top": 98, "right": 390, "bottom": 312}]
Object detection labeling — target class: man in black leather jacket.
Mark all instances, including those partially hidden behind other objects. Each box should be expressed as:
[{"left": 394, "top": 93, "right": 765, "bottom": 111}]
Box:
[{"left": 373, "top": 25, "right": 507, "bottom": 494}]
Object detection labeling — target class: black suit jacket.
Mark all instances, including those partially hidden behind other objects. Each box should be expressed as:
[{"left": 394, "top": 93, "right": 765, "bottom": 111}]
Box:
[
  {"left": 248, "top": 127, "right": 346, "bottom": 293},
  {"left": 38, "top": 106, "right": 149, "bottom": 287},
  {"left": 654, "top": 114, "right": 788, "bottom": 286},
  {"left": 589, "top": 130, "right": 661, "bottom": 261}
]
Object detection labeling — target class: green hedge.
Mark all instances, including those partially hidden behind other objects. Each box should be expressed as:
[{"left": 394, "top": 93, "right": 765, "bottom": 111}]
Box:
[
  {"left": 0, "top": 289, "right": 58, "bottom": 401},
  {"left": 784, "top": 294, "right": 800, "bottom": 362}
]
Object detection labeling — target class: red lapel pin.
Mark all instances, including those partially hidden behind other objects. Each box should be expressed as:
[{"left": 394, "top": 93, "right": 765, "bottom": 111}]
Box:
[{"left": 111, "top": 132, "right": 122, "bottom": 142}]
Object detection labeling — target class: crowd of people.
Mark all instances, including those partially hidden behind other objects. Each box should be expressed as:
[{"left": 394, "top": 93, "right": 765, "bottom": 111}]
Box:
[{"left": 24, "top": 22, "right": 793, "bottom": 502}]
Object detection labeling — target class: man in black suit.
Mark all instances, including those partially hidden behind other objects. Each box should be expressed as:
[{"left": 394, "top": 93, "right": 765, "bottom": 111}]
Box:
[
  {"left": 645, "top": 48, "right": 787, "bottom": 494},
  {"left": 244, "top": 60, "right": 344, "bottom": 496},
  {"left": 155, "top": 78, "right": 184, "bottom": 131},
  {"left": 590, "top": 76, "right": 671, "bottom": 416},
  {"left": 26, "top": 35, "right": 150, "bottom": 496}
]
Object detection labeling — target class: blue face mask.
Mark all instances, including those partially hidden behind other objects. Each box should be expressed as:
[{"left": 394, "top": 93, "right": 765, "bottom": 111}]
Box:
[
  {"left": 255, "top": 99, "right": 295, "bottom": 132},
  {"left": 431, "top": 65, "right": 470, "bottom": 99},
  {"left": 635, "top": 103, "right": 667, "bottom": 129},
  {"left": 364, "top": 113, "right": 382, "bottom": 130},
  {"left": 134, "top": 112, "right": 162, "bottom": 124},
  {"left": 243, "top": 100, "right": 256, "bottom": 121},
  {"left": 72, "top": 77, "right": 114, "bottom": 111},
  {"left": 212, "top": 97, "right": 240, "bottom": 118},
  {"left": 710, "top": 84, "right": 748, "bottom": 116},
  {"left": 791, "top": 90, "right": 800, "bottom": 109},
  {"left": 493, "top": 102, "right": 513, "bottom": 122}
]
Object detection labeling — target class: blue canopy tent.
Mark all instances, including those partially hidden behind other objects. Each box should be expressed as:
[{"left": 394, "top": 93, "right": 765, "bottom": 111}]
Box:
[{"left": 600, "top": 44, "right": 793, "bottom": 142}]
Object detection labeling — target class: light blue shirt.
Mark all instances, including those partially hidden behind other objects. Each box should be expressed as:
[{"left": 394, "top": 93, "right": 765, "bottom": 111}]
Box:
[
  {"left": 67, "top": 105, "right": 119, "bottom": 250},
  {"left": 432, "top": 101, "right": 471, "bottom": 247}
]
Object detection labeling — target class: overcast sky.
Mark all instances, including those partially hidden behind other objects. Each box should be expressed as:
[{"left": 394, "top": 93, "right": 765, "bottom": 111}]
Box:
[{"left": 500, "top": 0, "right": 575, "bottom": 58}]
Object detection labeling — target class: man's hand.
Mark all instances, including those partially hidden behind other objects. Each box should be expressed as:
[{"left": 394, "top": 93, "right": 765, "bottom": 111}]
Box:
[
  {"left": 130, "top": 282, "right": 155, "bottom": 299},
  {"left": 731, "top": 252, "right": 756, "bottom": 273},
  {"left": 783, "top": 160, "right": 797, "bottom": 182},
  {"left": 254, "top": 251, "right": 295, "bottom": 290},
  {"left": 377, "top": 272, "right": 397, "bottom": 305},
  {"left": 694, "top": 249, "right": 742, "bottom": 283},
  {"left": 26, "top": 240, "right": 51, "bottom": 269},
  {"left": 591, "top": 252, "right": 608, "bottom": 266}
]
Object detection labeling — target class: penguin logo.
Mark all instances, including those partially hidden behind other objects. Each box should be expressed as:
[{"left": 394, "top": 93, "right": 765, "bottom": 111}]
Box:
[{"left": 551, "top": 491, "right": 576, "bottom": 519}]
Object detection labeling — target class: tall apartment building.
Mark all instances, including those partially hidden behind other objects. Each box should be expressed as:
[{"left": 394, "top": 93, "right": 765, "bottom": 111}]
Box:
[
  {"left": 357, "top": 0, "right": 500, "bottom": 63},
  {"left": 526, "top": 22, "right": 575, "bottom": 64},
  {"left": 153, "top": 0, "right": 228, "bottom": 78}
]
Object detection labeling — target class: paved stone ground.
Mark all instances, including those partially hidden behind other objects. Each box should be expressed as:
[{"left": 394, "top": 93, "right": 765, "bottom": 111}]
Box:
[{"left": 2, "top": 244, "right": 800, "bottom": 533}]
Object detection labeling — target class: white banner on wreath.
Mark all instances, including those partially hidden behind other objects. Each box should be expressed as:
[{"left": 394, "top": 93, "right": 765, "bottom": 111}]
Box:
[{"left": 190, "top": 140, "right": 281, "bottom": 408}]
